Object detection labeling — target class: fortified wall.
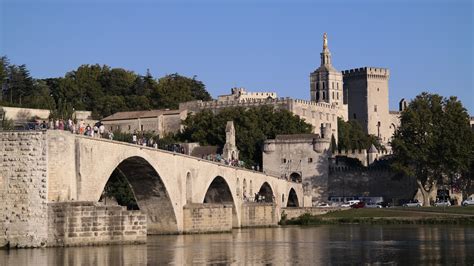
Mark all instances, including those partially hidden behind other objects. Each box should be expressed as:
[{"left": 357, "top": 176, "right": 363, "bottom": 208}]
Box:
[
  {"left": 180, "top": 97, "right": 340, "bottom": 140},
  {"left": 328, "top": 160, "right": 417, "bottom": 203}
]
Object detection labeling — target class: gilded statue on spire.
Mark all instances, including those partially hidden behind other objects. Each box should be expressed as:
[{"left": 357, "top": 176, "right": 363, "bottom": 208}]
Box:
[{"left": 323, "top": 32, "right": 328, "bottom": 49}]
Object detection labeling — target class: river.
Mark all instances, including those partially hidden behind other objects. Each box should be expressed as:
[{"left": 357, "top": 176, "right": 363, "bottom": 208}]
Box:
[{"left": 1, "top": 225, "right": 473, "bottom": 265}]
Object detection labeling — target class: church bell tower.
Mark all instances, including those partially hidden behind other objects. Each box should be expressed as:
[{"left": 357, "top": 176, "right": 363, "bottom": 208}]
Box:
[{"left": 310, "top": 33, "right": 343, "bottom": 107}]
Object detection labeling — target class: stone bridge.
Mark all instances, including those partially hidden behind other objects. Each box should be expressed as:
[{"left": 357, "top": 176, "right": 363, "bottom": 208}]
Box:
[{"left": 1, "top": 131, "right": 303, "bottom": 247}]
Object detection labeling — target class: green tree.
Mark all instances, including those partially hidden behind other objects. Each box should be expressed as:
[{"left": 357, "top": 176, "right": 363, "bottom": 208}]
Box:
[
  {"left": 179, "top": 106, "right": 312, "bottom": 167},
  {"left": 152, "top": 74, "right": 211, "bottom": 109},
  {"left": 337, "top": 117, "right": 383, "bottom": 151},
  {"left": 391, "top": 92, "right": 473, "bottom": 205}
]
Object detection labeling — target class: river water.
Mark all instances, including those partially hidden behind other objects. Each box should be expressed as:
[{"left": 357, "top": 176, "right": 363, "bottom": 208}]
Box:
[{"left": 1, "top": 225, "right": 473, "bottom": 265}]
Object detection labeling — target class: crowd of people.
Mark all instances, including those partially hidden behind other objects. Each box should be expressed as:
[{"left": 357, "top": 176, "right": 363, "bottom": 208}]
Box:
[{"left": 35, "top": 119, "right": 114, "bottom": 139}]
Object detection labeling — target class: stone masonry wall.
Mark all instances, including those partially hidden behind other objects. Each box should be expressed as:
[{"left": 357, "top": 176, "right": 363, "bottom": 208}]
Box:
[
  {"left": 182, "top": 204, "right": 232, "bottom": 233},
  {"left": 282, "top": 207, "right": 347, "bottom": 220},
  {"left": 47, "top": 202, "right": 146, "bottom": 247},
  {"left": 328, "top": 166, "right": 417, "bottom": 203},
  {"left": 0, "top": 131, "right": 49, "bottom": 248},
  {"left": 240, "top": 203, "right": 276, "bottom": 227}
]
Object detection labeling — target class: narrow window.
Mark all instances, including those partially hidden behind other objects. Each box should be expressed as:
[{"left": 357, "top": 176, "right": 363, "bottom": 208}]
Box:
[
  {"left": 141, "top": 125, "right": 144, "bottom": 131},
  {"left": 308, "top": 158, "right": 313, "bottom": 163},
  {"left": 374, "top": 105, "right": 378, "bottom": 112},
  {"left": 128, "top": 125, "right": 131, "bottom": 130},
  {"left": 353, "top": 113, "right": 357, "bottom": 119},
  {"left": 337, "top": 92, "right": 339, "bottom": 100},
  {"left": 332, "top": 91, "right": 334, "bottom": 100}
]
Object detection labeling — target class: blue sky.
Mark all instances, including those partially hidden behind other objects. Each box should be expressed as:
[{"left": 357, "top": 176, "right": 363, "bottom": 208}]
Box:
[{"left": 1, "top": 0, "right": 473, "bottom": 113}]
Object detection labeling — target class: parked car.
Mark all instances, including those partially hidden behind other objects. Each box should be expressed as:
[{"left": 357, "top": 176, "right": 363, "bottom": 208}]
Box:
[
  {"left": 403, "top": 200, "right": 421, "bottom": 207},
  {"left": 317, "top": 203, "right": 332, "bottom": 208},
  {"left": 434, "top": 200, "right": 451, "bottom": 207},
  {"left": 365, "top": 202, "right": 382, "bottom": 208},
  {"left": 351, "top": 202, "right": 365, "bottom": 209},
  {"left": 341, "top": 200, "right": 360, "bottom": 208},
  {"left": 462, "top": 196, "right": 474, "bottom": 207},
  {"left": 377, "top": 201, "right": 391, "bottom": 208}
]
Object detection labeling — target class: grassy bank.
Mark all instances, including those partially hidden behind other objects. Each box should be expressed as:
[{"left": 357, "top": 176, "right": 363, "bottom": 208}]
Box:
[{"left": 281, "top": 207, "right": 474, "bottom": 226}]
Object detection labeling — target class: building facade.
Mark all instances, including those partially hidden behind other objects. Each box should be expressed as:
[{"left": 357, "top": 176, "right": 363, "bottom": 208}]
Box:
[
  {"left": 101, "top": 109, "right": 187, "bottom": 137},
  {"left": 262, "top": 133, "right": 331, "bottom": 206}
]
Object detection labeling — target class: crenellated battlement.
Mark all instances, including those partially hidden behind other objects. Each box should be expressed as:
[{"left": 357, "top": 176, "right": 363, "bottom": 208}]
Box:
[
  {"left": 181, "top": 97, "right": 340, "bottom": 111},
  {"left": 342, "top": 67, "right": 390, "bottom": 79}
]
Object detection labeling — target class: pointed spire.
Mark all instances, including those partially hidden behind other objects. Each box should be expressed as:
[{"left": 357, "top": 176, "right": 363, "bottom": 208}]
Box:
[
  {"left": 323, "top": 32, "right": 328, "bottom": 50},
  {"left": 320, "top": 33, "right": 332, "bottom": 66}
]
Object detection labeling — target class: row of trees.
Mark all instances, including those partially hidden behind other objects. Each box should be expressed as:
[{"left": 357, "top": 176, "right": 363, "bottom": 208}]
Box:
[
  {"left": 177, "top": 106, "right": 313, "bottom": 167},
  {"left": 0, "top": 56, "right": 211, "bottom": 119}
]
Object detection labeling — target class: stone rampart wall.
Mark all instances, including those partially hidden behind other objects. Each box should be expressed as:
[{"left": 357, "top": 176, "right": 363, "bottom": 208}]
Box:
[
  {"left": 47, "top": 202, "right": 146, "bottom": 247},
  {"left": 0, "top": 131, "right": 49, "bottom": 248},
  {"left": 328, "top": 167, "right": 416, "bottom": 202},
  {"left": 182, "top": 204, "right": 232, "bottom": 233},
  {"left": 281, "top": 207, "right": 344, "bottom": 220},
  {"left": 240, "top": 203, "right": 277, "bottom": 227}
]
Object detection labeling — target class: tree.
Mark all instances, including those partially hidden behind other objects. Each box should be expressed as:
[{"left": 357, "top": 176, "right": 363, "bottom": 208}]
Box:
[
  {"left": 152, "top": 74, "right": 212, "bottom": 109},
  {"left": 337, "top": 117, "right": 383, "bottom": 151},
  {"left": 391, "top": 92, "right": 473, "bottom": 205},
  {"left": 179, "top": 106, "right": 312, "bottom": 167}
]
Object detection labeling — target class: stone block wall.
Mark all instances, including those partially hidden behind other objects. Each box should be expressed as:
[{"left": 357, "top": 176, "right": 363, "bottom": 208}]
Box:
[
  {"left": 47, "top": 202, "right": 146, "bottom": 247},
  {"left": 281, "top": 207, "right": 344, "bottom": 220},
  {"left": 240, "top": 203, "right": 277, "bottom": 227},
  {"left": 328, "top": 167, "right": 417, "bottom": 202},
  {"left": 0, "top": 131, "right": 49, "bottom": 248},
  {"left": 182, "top": 204, "right": 232, "bottom": 233}
]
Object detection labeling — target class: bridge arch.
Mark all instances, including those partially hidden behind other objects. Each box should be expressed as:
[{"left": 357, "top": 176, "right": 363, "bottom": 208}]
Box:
[
  {"left": 100, "top": 156, "right": 178, "bottom": 234},
  {"left": 257, "top": 182, "right": 274, "bottom": 203},
  {"left": 287, "top": 188, "right": 299, "bottom": 207},
  {"left": 202, "top": 176, "right": 239, "bottom": 227}
]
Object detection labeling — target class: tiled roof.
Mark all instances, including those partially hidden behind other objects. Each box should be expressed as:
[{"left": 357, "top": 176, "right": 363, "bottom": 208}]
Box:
[{"left": 102, "top": 109, "right": 180, "bottom": 121}]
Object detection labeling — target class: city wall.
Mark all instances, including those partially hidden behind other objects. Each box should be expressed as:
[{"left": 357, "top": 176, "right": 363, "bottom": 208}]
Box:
[
  {"left": 328, "top": 166, "right": 417, "bottom": 203},
  {"left": 282, "top": 207, "right": 345, "bottom": 220}
]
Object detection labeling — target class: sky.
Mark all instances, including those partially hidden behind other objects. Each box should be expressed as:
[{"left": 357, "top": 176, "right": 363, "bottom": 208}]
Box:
[{"left": 1, "top": 0, "right": 473, "bottom": 113}]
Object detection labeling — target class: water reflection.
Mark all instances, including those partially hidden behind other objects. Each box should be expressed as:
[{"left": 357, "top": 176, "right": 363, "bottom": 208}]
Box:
[{"left": 1, "top": 226, "right": 473, "bottom": 265}]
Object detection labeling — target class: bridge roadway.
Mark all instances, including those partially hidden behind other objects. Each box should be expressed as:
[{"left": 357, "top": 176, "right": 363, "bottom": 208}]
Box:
[{"left": 46, "top": 130, "right": 303, "bottom": 234}]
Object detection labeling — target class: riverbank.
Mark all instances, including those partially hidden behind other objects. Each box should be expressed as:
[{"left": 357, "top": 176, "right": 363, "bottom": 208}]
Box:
[{"left": 281, "top": 207, "right": 474, "bottom": 225}]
